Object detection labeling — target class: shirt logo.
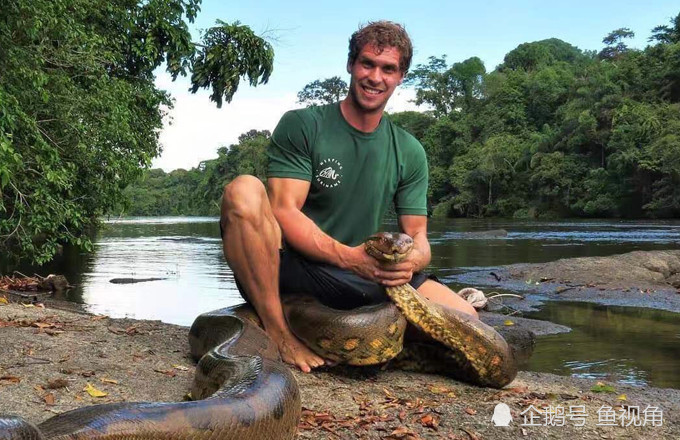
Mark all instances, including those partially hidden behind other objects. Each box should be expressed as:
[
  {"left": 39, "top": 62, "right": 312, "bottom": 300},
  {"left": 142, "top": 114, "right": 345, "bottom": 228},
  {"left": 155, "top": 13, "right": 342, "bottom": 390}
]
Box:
[{"left": 315, "top": 158, "right": 343, "bottom": 188}]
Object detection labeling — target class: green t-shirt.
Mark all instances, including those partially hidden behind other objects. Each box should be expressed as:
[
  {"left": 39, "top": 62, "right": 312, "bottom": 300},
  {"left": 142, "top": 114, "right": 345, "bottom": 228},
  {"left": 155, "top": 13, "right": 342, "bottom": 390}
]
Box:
[{"left": 267, "top": 103, "right": 428, "bottom": 246}]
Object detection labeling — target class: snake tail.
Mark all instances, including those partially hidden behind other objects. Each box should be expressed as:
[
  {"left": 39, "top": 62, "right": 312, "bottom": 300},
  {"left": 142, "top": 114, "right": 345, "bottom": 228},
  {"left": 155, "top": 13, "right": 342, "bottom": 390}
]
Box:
[
  {"left": 385, "top": 284, "right": 518, "bottom": 388},
  {"left": 0, "top": 307, "right": 300, "bottom": 440}
]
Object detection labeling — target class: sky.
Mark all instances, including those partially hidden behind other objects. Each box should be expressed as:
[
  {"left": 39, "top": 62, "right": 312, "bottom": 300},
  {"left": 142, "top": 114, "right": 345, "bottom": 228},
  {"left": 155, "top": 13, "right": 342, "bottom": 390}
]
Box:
[{"left": 152, "top": 1, "right": 680, "bottom": 171}]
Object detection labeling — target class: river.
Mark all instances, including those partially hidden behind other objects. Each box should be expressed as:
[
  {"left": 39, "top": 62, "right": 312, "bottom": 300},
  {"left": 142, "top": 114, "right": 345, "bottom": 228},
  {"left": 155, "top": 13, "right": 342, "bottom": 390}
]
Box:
[{"left": 8, "top": 217, "right": 680, "bottom": 389}]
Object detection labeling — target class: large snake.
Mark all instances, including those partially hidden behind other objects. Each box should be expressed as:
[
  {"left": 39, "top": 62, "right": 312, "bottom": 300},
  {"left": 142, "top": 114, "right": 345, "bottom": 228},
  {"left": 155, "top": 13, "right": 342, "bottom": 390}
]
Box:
[{"left": 0, "top": 232, "right": 517, "bottom": 439}]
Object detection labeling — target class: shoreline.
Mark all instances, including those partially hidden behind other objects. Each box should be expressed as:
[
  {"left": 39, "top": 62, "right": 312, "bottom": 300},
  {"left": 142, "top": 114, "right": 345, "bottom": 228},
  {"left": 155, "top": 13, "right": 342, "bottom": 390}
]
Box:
[
  {"left": 0, "top": 300, "right": 677, "bottom": 439},
  {"left": 1, "top": 248, "right": 680, "bottom": 438}
]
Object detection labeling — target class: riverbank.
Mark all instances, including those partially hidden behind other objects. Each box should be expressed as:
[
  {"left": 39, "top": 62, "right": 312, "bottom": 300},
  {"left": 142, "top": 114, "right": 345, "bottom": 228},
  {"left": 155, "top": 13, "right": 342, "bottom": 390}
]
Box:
[
  {"left": 453, "top": 249, "right": 680, "bottom": 314},
  {"left": 0, "top": 298, "right": 678, "bottom": 439}
]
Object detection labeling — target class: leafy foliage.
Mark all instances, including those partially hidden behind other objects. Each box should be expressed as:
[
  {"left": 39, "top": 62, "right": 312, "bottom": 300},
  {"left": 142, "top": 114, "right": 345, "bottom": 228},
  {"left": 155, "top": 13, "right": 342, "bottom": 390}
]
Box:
[
  {"left": 393, "top": 13, "right": 680, "bottom": 219},
  {"left": 0, "top": 0, "right": 273, "bottom": 263},
  {"left": 297, "top": 76, "right": 348, "bottom": 106}
]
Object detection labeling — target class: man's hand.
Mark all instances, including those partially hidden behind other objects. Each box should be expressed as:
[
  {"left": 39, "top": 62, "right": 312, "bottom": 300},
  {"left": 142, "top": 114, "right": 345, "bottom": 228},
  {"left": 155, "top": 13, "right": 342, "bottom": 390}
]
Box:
[{"left": 341, "top": 244, "right": 422, "bottom": 286}]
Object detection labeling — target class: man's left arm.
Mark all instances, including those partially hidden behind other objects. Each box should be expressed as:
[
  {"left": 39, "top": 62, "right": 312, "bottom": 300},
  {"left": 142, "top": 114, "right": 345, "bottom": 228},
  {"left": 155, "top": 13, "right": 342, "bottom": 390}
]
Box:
[
  {"left": 398, "top": 214, "right": 431, "bottom": 272},
  {"left": 373, "top": 215, "right": 430, "bottom": 286},
  {"left": 376, "top": 132, "right": 430, "bottom": 286}
]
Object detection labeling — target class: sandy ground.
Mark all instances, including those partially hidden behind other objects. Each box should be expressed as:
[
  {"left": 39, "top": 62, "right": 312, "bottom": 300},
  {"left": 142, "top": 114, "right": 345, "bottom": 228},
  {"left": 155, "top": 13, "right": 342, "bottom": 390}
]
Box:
[{"left": 0, "top": 294, "right": 678, "bottom": 439}]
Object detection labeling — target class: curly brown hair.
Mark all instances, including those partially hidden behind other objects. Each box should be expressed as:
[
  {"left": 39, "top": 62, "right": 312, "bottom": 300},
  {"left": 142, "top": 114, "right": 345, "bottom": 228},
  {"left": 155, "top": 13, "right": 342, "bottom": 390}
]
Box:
[{"left": 348, "top": 21, "right": 413, "bottom": 73}]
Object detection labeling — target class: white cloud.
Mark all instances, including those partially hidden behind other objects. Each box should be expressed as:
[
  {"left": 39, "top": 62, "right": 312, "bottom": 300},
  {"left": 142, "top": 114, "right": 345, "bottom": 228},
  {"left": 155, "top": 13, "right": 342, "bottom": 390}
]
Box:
[
  {"left": 153, "top": 77, "right": 297, "bottom": 171},
  {"left": 385, "top": 88, "right": 424, "bottom": 113},
  {"left": 152, "top": 76, "right": 427, "bottom": 171}
]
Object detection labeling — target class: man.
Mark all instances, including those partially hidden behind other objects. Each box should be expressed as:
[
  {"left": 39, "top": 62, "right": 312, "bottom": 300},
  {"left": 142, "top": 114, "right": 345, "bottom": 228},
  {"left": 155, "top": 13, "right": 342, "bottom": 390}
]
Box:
[{"left": 220, "top": 21, "right": 478, "bottom": 373}]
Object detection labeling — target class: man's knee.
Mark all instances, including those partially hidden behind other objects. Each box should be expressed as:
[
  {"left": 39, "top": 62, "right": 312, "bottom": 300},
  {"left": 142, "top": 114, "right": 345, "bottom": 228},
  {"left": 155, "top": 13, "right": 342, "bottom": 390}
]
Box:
[
  {"left": 221, "top": 175, "right": 267, "bottom": 223},
  {"left": 417, "top": 280, "right": 479, "bottom": 319}
]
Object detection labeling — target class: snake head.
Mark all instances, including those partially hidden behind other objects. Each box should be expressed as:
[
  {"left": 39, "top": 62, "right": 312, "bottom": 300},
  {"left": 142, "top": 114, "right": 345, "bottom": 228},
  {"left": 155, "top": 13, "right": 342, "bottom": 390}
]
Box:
[{"left": 364, "top": 232, "right": 414, "bottom": 263}]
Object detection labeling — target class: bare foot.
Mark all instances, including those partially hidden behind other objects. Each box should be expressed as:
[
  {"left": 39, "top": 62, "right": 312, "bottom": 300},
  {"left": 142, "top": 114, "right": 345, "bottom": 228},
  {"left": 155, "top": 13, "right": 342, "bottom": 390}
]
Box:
[{"left": 271, "top": 331, "right": 325, "bottom": 373}]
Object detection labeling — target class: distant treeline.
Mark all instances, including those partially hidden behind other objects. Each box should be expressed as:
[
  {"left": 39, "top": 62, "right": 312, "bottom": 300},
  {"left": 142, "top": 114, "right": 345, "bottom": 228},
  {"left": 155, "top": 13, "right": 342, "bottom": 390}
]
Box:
[
  {"left": 122, "top": 14, "right": 680, "bottom": 219},
  {"left": 122, "top": 130, "right": 269, "bottom": 216}
]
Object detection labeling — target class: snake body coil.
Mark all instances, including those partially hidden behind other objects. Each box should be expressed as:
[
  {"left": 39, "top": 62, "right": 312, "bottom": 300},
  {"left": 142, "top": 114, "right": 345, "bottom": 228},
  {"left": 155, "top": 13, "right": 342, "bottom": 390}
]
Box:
[{"left": 0, "top": 232, "right": 518, "bottom": 439}]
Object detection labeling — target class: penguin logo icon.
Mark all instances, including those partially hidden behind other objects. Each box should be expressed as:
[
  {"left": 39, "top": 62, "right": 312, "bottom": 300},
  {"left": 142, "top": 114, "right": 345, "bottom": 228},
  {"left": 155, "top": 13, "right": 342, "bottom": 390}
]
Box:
[{"left": 492, "top": 403, "right": 512, "bottom": 426}]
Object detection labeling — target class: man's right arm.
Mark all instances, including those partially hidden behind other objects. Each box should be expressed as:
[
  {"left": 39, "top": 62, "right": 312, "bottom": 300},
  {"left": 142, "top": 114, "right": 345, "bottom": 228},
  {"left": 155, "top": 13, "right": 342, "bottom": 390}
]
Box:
[{"left": 267, "top": 177, "right": 383, "bottom": 282}]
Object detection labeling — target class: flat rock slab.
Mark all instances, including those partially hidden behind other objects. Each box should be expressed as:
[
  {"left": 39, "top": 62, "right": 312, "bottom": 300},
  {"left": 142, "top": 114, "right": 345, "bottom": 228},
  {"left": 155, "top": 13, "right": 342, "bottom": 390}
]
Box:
[
  {"left": 510, "top": 249, "right": 680, "bottom": 290},
  {"left": 0, "top": 302, "right": 677, "bottom": 439},
  {"left": 452, "top": 250, "right": 680, "bottom": 313}
]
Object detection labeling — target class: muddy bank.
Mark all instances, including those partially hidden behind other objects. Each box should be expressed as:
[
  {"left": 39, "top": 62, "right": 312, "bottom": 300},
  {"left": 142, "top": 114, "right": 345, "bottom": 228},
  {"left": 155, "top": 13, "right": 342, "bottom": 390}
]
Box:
[
  {"left": 452, "top": 249, "right": 680, "bottom": 314},
  {"left": 0, "top": 300, "right": 677, "bottom": 439}
]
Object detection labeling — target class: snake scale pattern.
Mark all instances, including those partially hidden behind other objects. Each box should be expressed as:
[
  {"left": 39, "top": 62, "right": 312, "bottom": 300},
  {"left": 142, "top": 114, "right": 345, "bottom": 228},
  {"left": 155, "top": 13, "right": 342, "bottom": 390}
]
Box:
[{"left": 0, "top": 232, "right": 517, "bottom": 439}]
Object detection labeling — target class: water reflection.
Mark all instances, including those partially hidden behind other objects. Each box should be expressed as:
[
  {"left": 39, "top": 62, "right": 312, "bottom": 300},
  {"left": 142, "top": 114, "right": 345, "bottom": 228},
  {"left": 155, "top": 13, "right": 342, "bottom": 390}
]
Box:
[
  {"left": 71, "top": 217, "right": 241, "bottom": 326},
  {"left": 427, "top": 218, "right": 680, "bottom": 270},
  {"left": 525, "top": 302, "right": 680, "bottom": 389}
]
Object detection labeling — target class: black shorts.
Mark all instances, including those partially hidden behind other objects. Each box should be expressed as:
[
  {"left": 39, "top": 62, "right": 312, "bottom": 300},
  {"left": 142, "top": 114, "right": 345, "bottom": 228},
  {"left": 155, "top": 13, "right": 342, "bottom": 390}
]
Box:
[
  {"left": 220, "top": 221, "right": 440, "bottom": 309},
  {"left": 233, "top": 246, "right": 439, "bottom": 310}
]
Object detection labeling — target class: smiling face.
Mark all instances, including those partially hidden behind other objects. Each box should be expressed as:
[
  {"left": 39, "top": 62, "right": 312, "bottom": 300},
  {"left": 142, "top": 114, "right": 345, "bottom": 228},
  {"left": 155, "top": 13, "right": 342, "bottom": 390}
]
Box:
[{"left": 346, "top": 44, "right": 405, "bottom": 114}]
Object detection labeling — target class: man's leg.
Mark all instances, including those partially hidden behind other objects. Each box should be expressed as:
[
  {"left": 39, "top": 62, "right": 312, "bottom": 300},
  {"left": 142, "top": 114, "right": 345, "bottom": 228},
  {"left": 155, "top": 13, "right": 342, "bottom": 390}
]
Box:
[
  {"left": 416, "top": 280, "right": 479, "bottom": 319},
  {"left": 220, "top": 175, "right": 325, "bottom": 372}
]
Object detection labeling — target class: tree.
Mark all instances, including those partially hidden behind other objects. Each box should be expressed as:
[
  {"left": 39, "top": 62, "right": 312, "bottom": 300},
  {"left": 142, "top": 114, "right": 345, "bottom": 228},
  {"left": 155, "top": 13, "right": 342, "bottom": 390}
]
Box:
[
  {"left": 0, "top": 0, "right": 274, "bottom": 263},
  {"left": 405, "top": 56, "right": 486, "bottom": 116},
  {"left": 649, "top": 13, "right": 680, "bottom": 44},
  {"left": 501, "top": 39, "right": 585, "bottom": 71},
  {"left": 389, "top": 111, "right": 436, "bottom": 141},
  {"left": 599, "top": 28, "right": 635, "bottom": 59},
  {"left": 297, "top": 76, "right": 348, "bottom": 106}
]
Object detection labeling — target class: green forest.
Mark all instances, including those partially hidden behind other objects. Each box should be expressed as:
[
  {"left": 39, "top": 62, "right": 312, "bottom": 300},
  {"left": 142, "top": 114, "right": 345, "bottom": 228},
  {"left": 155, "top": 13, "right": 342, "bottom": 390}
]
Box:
[
  {"left": 1, "top": 3, "right": 679, "bottom": 264},
  {"left": 122, "top": 14, "right": 680, "bottom": 222},
  {"left": 0, "top": 0, "right": 273, "bottom": 263}
]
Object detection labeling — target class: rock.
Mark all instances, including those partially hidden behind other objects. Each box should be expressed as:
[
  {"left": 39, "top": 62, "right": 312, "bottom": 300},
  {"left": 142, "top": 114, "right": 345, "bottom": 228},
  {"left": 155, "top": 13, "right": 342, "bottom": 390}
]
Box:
[
  {"left": 667, "top": 274, "right": 680, "bottom": 288},
  {"left": 38, "top": 274, "right": 70, "bottom": 292},
  {"left": 494, "top": 325, "right": 535, "bottom": 367}
]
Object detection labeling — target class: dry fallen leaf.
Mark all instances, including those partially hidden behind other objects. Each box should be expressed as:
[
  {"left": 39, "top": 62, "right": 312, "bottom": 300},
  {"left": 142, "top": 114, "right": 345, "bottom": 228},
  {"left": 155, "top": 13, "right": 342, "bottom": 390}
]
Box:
[
  {"left": 0, "top": 376, "right": 21, "bottom": 384},
  {"left": 0, "top": 297, "right": 8, "bottom": 305},
  {"left": 618, "top": 394, "right": 627, "bottom": 401},
  {"left": 460, "top": 427, "right": 480, "bottom": 440},
  {"left": 420, "top": 413, "right": 439, "bottom": 429},
  {"left": 100, "top": 378, "right": 119, "bottom": 384},
  {"left": 385, "top": 426, "right": 421, "bottom": 440},
  {"left": 508, "top": 386, "right": 528, "bottom": 394},
  {"left": 84, "top": 383, "right": 107, "bottom": 397},
  {"left": 46, "top": 379, "right": 69, "bottom": 389},
  {"left": 503, "top": 320, "right": 515, "bottom": 326},
  {"left": 125, "top": 326, "right": 139, "bottom": 335},
  {"left": 464, "top": 408, "right": 477, "bottom": 415},
  {"left": 154, "top": 369, "right": 176, "bottom": 378},
  {"left": 427, "top": 384, "right": 456, "bottom": 397},
  {"left": 172, "top": 365, "right": 190, "bottom": 371},
  {"left": 43, "top": 393, "right": 56, "bottom": 405},
  {"left": 21, "top": 303, "right": 35, "bottom": 308}
]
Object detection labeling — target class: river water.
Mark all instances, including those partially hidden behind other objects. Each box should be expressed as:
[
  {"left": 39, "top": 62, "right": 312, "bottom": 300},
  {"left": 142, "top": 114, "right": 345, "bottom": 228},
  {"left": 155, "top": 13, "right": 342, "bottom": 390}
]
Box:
[{"left": 11, "top": 217, "right": 680, "bottom": 389}]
